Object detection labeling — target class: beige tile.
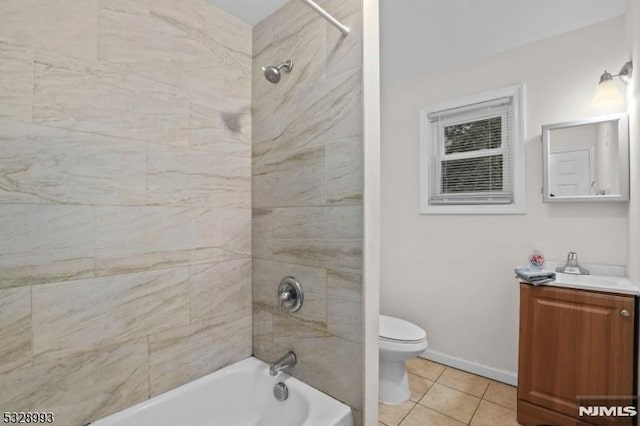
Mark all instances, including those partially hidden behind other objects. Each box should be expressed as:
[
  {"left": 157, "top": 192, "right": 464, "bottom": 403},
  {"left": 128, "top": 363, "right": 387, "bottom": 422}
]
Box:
[
  {"left": 189, "top": 258, "right": 251, "bottom": 323},
  {"left": 327, "top": 269, "right": 362, "bottom": 342},
  {"left": 406, "top": 357, "right": 446, "bottom": 381},
  {"left": 483, "top": 381, "right": 517, "bottom": 410},
  {"left": 94, "top": 206, "right": 225, "bottom": 275},
  {"left": 267, "top": 206, "right": 363, "bottom": 271},
  {"left": 252, "top": 18, "right": 324, "bottom": 105},
  {"left": 0, "top": 338, "right": 148, "bottom": 426},
  {"left": 0, "top": 205, "right": 95, "bottom": 289},
  {"left": 270, "top": 315, "right": 363, "bottom": 411},
  {"left": 470, "top": 400, "right": 519, "bottom": 426},
  {"left": 222, "top": 208, "right": 251, "bottom": 257},
  {"left": 252, "top": 14, "right": 273, "bottom": 58},
  {"left": 33, "top": 50, "right": 190, "bottom": 147},
  {"left": 437, "top": 367, "right": 490, "bottom": 398},
  {"left": 324, "top": 0, "right": 363, "bottom": 78},
  {"left": 419, "top": 383, "right": 481, "bottom": 424},
  {"left": 253, "top": 67, "right": 362, "bottom": 156},
  {"left": 253, "top": 258, "right": 327, "bottom": 329},
  {"left": 400, "top": 404, "right": 466, "bottom": 426},
  {"left": 252, "top": 307, "right": 278, "bottom": 362},
  {"left": 149, "top": 314, "right": 251, "bottom": 396},
  {"left": 0, "top": 287, "right": 31, "bottom": 373},
  {"left": 408, "top": 373, "right": 433, "bottom": 402},
  {"left": 189, "top": 100, "right": 251, "bottom": 157},
  {"left": 378, "top": 400, "right": 415, "bottom": 426},
  {"left": 146, "top": 146, "right": 250, "bottom": 207},
  {"left": 0, "top": 119, "right": 147, "bottom": 205},
  {"left": 326, "top": 137, "right": 363, "bottom": 205},
  {"left": 252, "top": 144, "right": 327, "bottom": 208},
  {"left": 0, "top": 0, "right": 98, "bottom": 61},
  {"left": 0, "top": 41, "right": 32, "bottom": 121},
  {"left": 32, "top": 268, "right": 189, "bottom": 360}
]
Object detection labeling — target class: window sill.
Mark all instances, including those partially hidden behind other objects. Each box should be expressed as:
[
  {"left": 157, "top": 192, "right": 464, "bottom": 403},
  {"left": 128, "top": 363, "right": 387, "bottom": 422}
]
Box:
[{"left": 419, "top": 203, "right": 526, "bottom": 215}]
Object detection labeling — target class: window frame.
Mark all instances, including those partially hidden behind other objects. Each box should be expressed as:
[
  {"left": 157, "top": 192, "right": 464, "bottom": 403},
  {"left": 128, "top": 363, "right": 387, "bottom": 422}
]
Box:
[{"left": 419, "top": 85, "right": 526, "bottom": 215}]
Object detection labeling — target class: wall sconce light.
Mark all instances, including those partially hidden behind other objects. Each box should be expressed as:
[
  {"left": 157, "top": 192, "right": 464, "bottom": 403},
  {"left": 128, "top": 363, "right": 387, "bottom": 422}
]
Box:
[{"left": 593, "top": 61, "right": 633, "bottom": 106}]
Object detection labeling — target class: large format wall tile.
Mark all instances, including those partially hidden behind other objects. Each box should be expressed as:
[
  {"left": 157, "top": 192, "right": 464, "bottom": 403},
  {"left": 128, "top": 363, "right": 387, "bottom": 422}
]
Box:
[
  {"left": 0, "top": 287, "right": 31, "bottom": 373},
  {"left": 146, "top": 146, "right": 250, "bottom": 207},
  {"left": 253, "top": 206, "right": 363, "bottom": 271},
  {"left": 253, "top": 258, "right": 327, "bottom": 329},
  {"left": 252, "top": 67, "right": 362, "bottom": 155},
  {"left": 266, "top": 314, "right": 362, "bottom": 411},
  {"left": 33, "top": 51, "right": 190, "bottom": 146},
  {"left": 190, "top": 258, "right": 251, "bottom": 323},
  {"left": 0, "top": 338, "right": 149, "bottom": 426},
  {"left": 0, "top": 205, "right": 95, "bottom": 289},
  {"left": 222, "top": 208, "right": 252, "bottom": 257},
  {"left": 0, "top": 0, "right": 252, "bottom": 421},
  {"left": 32, "top": 268, "right": 189, "bottom": 360},
  {"left": 326, "top": 137, "right": 363, "bottom": 205},
  {"left": 252, "top": 144, "right": 326, "bottom": 208},
  {"left": 324, "top": 0, "right": 363, "bottom": 78},
  {"left": 0, "top": 120, "right": 147, "bottom": 205},
  {"left": 0, "top": 41, "right": 32, "bottom": 121},
  {"left": 94, "top": 206, "right": 226, "bottom": 274},
  {"left": 149, "top": 314, "right": 251, "bottom": 396},
  {"left": 0, "top": 0, "right": 98, "bottom": 61},
  {"left": 327, "top": 269, "right": 362, "bottom": 343},
  {"left": 189, "top": 100, "right": 251, "bottom": 156},
  {"left": 252, "top": 0, "right": 363, "bottom": 419}
]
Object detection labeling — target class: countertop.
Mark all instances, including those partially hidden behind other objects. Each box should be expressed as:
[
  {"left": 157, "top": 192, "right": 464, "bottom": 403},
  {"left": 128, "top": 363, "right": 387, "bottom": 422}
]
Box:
[{"left": 517, "top": 261, "right": 640, "bottom": 296}]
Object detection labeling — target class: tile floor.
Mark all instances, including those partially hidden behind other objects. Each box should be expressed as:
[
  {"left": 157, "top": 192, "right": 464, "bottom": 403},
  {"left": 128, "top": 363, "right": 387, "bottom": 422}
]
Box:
[{"left": 379, "top": 358, "right": 519, "bottom": 426}]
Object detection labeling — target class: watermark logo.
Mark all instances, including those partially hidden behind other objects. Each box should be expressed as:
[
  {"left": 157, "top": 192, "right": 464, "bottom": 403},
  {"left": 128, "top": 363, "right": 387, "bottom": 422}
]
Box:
[{"left": 578, "top": 406, "right": 637, "bottom": 417}]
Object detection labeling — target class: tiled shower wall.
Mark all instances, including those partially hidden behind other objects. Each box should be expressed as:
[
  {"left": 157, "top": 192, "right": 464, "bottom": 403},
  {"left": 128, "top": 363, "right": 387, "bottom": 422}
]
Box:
[
  {"left": 0, "top": 0, "right": 252, "bottom": 424},
  {"left": 251, "top": 0, "right": 364, "bottom": 419}
]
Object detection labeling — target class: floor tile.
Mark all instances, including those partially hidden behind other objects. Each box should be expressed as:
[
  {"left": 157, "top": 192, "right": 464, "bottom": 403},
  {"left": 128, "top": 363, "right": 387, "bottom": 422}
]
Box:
[
  {"left": 437, "top": 367, "right": 490, "bottom": 397},
  {"left": 408, "top": 372, "right": 433, "bottom": 402},
  {"left": 483, "top": 381, "right": 517, "bottom": 410},
  {"left": 379, "top": 400, "right": 415, "bottom": 426},
  {"left": 470, "top": 400, "right": 519, "bottom": 426},
  {"left": 400, "top": 404, "right": 466, "bottom": 426},
  {"left": 419, "top": 383, "right": 481, "bottom": 424},
  {"left": 406, "top": 357, "right": 445, "bottom": 381}
]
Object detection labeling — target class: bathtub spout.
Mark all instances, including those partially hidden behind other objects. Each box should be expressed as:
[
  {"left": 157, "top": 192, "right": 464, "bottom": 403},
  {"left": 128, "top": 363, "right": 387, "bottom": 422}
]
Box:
[{"left": 269, "top": 351, "right": 297, "bottom": 376}]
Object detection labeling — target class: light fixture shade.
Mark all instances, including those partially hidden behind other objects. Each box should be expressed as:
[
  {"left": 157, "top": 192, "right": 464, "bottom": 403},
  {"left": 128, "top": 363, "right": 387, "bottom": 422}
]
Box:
[{"left": 592, "top": 78, "right": 623, "bottom": 107}]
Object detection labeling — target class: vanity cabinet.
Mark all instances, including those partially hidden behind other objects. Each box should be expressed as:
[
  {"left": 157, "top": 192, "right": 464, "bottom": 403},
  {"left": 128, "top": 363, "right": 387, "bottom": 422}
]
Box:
[{"left": 518, "top": 283, "right": 637, "bottom": 426}]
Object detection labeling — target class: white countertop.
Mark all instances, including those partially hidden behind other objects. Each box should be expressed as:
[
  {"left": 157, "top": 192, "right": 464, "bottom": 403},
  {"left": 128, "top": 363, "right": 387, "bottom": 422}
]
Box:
[{"left": 517, "top": 261, "right": 640, "bottom": 296}]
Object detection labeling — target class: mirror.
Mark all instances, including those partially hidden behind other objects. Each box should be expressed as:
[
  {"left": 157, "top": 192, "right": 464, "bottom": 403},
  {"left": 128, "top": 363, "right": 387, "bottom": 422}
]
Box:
[{"left": 542, "top": 114, "right": 629, "bottom": 202}]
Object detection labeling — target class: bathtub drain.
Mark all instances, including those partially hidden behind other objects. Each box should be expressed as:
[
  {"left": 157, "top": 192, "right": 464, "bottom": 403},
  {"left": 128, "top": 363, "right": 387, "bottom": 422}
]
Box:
[{"left": 273, "top": 382, "right": 289, "bottom": 401}]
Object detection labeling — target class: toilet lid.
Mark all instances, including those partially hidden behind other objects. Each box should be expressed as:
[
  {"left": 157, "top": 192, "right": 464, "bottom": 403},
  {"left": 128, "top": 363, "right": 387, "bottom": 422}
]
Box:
[{"left": 379, "top": 315, "right": 426, "bottom": 343}]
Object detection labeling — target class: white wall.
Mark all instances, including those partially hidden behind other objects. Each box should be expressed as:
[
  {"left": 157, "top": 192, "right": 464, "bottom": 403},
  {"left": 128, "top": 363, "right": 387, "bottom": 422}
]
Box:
[{"left": 381, "top": 17, "right": 629, "bottom": 378}]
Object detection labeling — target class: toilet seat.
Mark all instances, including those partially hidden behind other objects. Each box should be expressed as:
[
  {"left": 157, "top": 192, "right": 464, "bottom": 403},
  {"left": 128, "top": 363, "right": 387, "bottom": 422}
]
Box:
[{"left": 379, "top": 315, "right": 426, "bottom": 344}]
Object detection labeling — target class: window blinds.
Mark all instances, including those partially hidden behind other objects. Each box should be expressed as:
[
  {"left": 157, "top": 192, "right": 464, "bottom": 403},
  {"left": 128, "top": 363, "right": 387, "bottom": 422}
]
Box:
[{"left": 427, "top": 97, "right": 514, "bottom": 205}]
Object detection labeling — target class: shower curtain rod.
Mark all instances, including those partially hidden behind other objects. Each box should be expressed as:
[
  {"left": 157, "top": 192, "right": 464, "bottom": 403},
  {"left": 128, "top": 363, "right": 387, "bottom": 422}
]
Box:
[{"left": 301, "top": 0, "right": 350, "bottom": 36}]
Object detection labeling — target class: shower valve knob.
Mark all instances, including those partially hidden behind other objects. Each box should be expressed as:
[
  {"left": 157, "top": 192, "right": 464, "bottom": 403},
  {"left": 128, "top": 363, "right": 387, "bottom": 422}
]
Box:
[{"left": 278, "top": 277, "right": 303, "bottom": 313}]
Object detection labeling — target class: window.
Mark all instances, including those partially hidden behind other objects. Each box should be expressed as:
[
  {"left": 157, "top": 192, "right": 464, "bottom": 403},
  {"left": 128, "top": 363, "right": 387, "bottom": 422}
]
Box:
[{"left": 419, "top": 85, "right": 525, "bottom": 214}]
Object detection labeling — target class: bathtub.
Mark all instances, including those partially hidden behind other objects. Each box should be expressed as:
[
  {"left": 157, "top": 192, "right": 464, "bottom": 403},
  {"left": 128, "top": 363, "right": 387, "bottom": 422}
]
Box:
[{"left": 92, "top": 357, "right": 353, "bottom": 426}]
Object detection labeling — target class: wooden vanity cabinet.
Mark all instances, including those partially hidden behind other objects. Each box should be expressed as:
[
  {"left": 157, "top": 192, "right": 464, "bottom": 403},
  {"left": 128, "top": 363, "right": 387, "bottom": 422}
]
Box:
[{"left": 518, "top": 284, "right": 637, "bottom": 426}]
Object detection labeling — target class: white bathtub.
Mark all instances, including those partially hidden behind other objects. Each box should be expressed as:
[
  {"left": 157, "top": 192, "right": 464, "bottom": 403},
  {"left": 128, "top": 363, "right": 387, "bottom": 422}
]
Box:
[{"left": 92, "top": 357, "right": 353, "bottom": 426}]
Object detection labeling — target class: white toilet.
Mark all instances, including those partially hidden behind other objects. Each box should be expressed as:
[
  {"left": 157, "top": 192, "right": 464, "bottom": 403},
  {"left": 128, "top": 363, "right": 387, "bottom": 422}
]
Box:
[{"left": 379, "top": 315, "right": 428, "bottom": 404}]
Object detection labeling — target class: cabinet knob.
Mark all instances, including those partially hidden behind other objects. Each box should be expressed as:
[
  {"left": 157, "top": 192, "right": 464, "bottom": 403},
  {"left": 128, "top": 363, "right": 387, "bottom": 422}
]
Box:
[{"left": 620, "top": 309, "right": 630, "bottom": 318}]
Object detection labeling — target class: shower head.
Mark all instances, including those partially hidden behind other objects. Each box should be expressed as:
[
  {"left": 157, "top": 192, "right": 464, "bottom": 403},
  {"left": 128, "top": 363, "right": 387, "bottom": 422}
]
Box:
[{"left": 262, "top": 60, "right": 293, "bottom": 84}]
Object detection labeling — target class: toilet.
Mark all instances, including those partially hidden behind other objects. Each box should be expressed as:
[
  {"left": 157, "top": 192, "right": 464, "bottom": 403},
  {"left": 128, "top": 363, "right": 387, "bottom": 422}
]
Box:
[{"left": 379, "top": 315, "right": 428, "bottom": 404}]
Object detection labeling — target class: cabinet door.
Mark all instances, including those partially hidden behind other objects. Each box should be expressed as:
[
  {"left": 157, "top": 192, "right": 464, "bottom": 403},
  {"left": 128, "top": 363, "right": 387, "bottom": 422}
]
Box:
[{"left": 518, "top": 284, "right": 635, "bottom": 426}]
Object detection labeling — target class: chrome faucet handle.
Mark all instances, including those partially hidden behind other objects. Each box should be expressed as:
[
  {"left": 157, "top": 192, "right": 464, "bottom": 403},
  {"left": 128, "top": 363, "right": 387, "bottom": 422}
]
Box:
[{"left": 277, "top": 277, "right": 303, "bottom": 313}]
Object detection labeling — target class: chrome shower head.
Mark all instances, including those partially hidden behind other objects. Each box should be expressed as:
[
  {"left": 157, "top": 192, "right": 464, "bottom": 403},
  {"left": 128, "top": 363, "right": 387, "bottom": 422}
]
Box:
[{"left": 262, "top": 60, "right": 293, "bottom": 84}]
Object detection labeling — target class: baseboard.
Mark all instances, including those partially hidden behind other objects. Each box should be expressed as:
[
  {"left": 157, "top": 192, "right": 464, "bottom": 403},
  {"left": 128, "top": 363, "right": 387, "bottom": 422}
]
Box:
[{"left": 419, "top": 349, "right": 518, "bottom": 386}]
